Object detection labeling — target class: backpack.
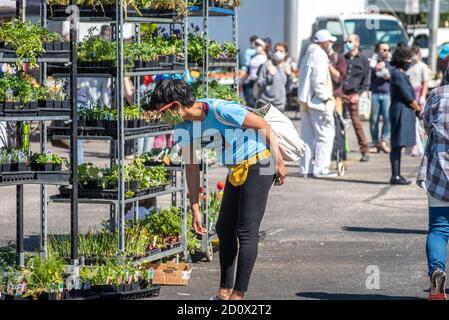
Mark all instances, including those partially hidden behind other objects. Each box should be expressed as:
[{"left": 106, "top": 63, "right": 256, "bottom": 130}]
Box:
[{"left": 211, "top": 100, "right": 306, "bottom": 162}]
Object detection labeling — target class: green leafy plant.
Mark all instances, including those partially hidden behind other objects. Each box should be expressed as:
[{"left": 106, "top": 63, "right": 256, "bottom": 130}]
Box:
[
  {"left": 22, "top": 255, "right": 66, "bottom": 299},
  {"left": 77, "top": 162, "right": 104, "bottom": 187},
  {"left": 77, "top": 27, "right": 116, "bottom": 62},
  {"left": 30, "top": 153, "right": 64, "bottom": 166},
  {"left": 192, "top": 80, "right": 244, "bottom": 104},
  {"left": 0, "top": 19, "right": 63, "bottom": 69}
]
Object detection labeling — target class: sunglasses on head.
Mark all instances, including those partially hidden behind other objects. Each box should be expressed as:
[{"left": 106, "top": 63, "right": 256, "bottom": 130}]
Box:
[{"left": 158, "top": 102, "right": 177, "bottom": 114}]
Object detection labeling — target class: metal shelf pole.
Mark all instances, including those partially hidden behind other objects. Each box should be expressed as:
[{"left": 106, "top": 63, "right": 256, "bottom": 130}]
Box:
[
  {"left": 117, "top": 0, "right": 126, "bottom": 254},
  {"left": 69, "top": 0, "right": 80, "bottom": 266}
]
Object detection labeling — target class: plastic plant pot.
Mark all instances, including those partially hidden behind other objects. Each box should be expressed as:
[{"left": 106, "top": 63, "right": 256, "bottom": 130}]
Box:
[
  {"left": 1, "top": 163, "right": 11, "bottom": 172},
  {"left": 10, "top": 163, "right": 30, "bottom": 172},
  {"left": 39, "top": 163, "right": 53, "bottom": 171},
  {"left": 53, "top": 163, "right": 62, "bottom": 171}
]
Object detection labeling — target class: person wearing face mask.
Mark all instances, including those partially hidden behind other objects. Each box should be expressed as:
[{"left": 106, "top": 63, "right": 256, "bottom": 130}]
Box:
[
  {"left": 255, "top": 42, "right": 293, "bottom": 111},
  {"left": 298, "top": 29, "right": 337, "bottom": 178},
  {"left": 369, "top": 42, "right": 393, "bottom": 154},
  {"left": 147, "top": 79, "right": 286, "bottom": 301},
  {"left": 244, "top": 39, "right": 268, "bottom": 108},
  {"left": 389, "top": 47, "right": 421, "bottom": 185},
  {"left": 342, "top": 34, "right": 371, "bottom": 163}
]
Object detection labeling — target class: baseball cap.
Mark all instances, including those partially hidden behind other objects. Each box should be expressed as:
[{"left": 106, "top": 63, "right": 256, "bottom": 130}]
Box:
[
  {"left": 439, "top": 44, "right": 449, "bottom": 59},
  {"left": 255, "top": 39, "right": 266, "bottom": 47},
  {"left": 313, "top": 30, "right": 337, "bottom": 43}
]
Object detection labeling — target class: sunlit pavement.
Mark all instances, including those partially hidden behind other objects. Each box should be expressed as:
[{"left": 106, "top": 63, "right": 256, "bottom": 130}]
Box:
[{"left": 0, "top": 113, "right": 429, "bottom": 300}]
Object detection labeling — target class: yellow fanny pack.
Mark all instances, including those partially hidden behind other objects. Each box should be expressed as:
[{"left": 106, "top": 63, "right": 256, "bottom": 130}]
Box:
[{"left": 228, "top": 149, "right": 271, "bottom": 187}]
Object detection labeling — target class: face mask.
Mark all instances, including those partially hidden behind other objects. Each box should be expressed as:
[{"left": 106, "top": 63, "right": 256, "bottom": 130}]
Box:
[
  {"left": 402, "top": 62, "right": 412, "bottom": 71},
  {"left": 344, "top": 42, "right": 355, "bottom": 53},
  {"left": 162, "top": 109, "right": 184, "bottom": 126},
  {"left": 273, "top": 51, "right": 286, "bottom": 62}
]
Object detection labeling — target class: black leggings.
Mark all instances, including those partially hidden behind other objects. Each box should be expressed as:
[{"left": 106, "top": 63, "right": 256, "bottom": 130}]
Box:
[
  {"left": 390, "top": 146, "right": 402, "bottom": 177},
  {"left": 216, "top": 161, "right": 275, "bottom": 292}
]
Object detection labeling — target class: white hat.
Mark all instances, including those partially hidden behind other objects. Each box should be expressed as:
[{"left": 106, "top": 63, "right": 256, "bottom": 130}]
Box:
[
  {"left": 255, "top": 38, "right": 266, "bottom": 47},
  {"left": 313, "top": 30, "right": 337, "bottom": 43}
]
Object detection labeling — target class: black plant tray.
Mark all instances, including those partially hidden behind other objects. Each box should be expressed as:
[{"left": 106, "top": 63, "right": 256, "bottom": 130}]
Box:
[
  {"left": 35, "top": 171, "right": 69, "bottom": 182},
  {"left": 144, "top": 161, "right": 182, "bottom": 168},
  {"left": 2, "top": 294, "right": 30, "bottom": 300},
  {"left": 38, "top": 100, "right": 70, "bottom": 109},
  {"left": 38, "top": 108, "right": 71, "bottom": 117},
  {"left": 133, "top": 60, "right": 160, "bottom": 70},
  {"left": 47, "top": 5, "right": 124, "bottom": 19},
  {"left": 133, "top": 8, "right": 179, "bottom": 18},
  {"left": 101, "top": 286, "right": 161, "bottom": 300},
  {"left": 0, "top": 172, "right": 34, "bottom": 183},
  {"left": 59, "top": 184, "right": 168, "bottom": 200},
  {"left": 210, "top": 57, "right": 237, "bottom": 64},
  {"left": 41, "top": 42, "right": 70, "bottom": 59},
  {"left": 47, "top": 62, "right": 116, "bottom": 76}
]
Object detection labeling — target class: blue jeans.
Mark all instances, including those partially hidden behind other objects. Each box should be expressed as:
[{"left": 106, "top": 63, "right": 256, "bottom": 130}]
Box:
[
  {"left": 427, "top": 206, "right": 449, "bottom": 277},
  {"left": 370, "top": 93, "right": 391, "bottom": 144}
]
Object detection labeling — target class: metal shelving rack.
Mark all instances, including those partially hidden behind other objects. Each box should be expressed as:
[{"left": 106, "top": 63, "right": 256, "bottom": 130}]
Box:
[
  {"left": 0, "top": 0, "right": 79, "bottom": 268},
  {"left": 43, "top": 1, "right": 190, "bottom": 264},
  {"left": 188, "top": 0, "right": 239, "bottom": 261}
]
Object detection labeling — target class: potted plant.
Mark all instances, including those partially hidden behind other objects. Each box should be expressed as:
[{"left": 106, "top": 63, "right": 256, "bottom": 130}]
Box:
[
  {"left": 31, "top": 152, "right": 64, "bottom": 171},
  {"left": 0, "top": 148, "right": 11, "bottom": 172},
  {"left": 9, "top": 149, "right": 29, "bottom": 172}
]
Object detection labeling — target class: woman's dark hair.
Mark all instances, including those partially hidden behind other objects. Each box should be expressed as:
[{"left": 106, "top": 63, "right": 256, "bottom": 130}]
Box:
[
  {"left": 275, "top": 42, "right": 289, "bottom": 54},
  {"left": 147, "top": 79, "right": 195, "bottom": 111},
  {"left": 441, "top": 68, "right": 449, "bottom": 87},
  {"left": 391, "top": 47, "right": 413, "bottom": 69}
]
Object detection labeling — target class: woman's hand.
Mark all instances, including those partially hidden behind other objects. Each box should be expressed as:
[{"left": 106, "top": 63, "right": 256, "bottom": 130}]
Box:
[
  {"left": 192, "top": 208, "right": 207, "bottom": 236},
  {"left": 276, "top": 158, "right": 287, "bottom": 185}
]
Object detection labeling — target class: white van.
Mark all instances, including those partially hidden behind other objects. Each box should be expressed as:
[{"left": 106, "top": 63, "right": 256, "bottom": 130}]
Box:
[
  {"left": 311, "top": 14, "right": 409, "bottom": 57},
  {"left": 309, "top": 14, "right": 409, "bottom": 120}
]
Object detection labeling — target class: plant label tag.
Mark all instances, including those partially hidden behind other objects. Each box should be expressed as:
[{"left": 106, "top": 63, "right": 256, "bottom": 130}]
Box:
[
  {"left": 7, "top": 282, "right": 14, "bottom": 295},
  {"left": 153, "top": 236, "right": 157, "bottom": 247},
  {"left": 18, "top": 152, "right": 25, "bottom": 160},
  {"left": 58, "top": 282, "right": 64, "bottom": 293},
  {"left": 16, "top": 283, "right": 25, "bottom": 296},
  {"left": 148, "top": 268, "right": 154, "bottom": 280},
  {"left": 117, "top": 276, "right": 123, "bottom": 285},
  {"left": 84, "top": 282, "right": 91, "bottom": 290},
  {"left": 76, "top": 279, "right": 83, "bottom": 290},
  {"left": 50, "top": 283, "right": 56, "bottom": 293}
]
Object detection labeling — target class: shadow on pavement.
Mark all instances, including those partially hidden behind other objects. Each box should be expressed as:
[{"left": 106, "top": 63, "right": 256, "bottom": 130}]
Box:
[
  {"left": 342, "top": 226, "right": 427, "bottom": 235},
  {"left": 296, "top": 292, "right": 424, "bottom": 300},
  {"left": 288, "top": 173, "right": 390, "bottom": 185}
]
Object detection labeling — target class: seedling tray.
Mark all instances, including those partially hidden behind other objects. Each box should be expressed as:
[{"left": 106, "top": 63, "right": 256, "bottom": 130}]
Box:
[
  {"left": 1, "top": 172, "right": 34, "bottom": 183},
  {"left": 47, "top": 5, "right": 131, "bottom": 19},
  {"left": 100, "top": 286, "right": 161, "bottom": 300},
  {"left": 59, "top": 184, "right": 168, "bottom": 199},
  {"left": 35, "top": 171, "right": 69, "bottom": 182}
]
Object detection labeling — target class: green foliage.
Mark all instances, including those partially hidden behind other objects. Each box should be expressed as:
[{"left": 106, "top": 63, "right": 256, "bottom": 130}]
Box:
[
  {"left": 192, "top": 80, "right": 244, "bottom": 104},
  {"left": 30, "top": 153, "right": 64, "bottom": 166},
  {"left": 188, "top": 29, "right": 238, "bottom": 65},
  {"left": 0, "top": 73, "right": 39, "bottom": 104},
  {"left": 22, "top": 255, "right": 66, "bottom": 299},
  {"left": 0, "top": 19, "right": 62, "bottom": 69},
  {"left": 77, "top": 162, "right": 104, "bottom": 187},
  {"left": 77, "top": 27, "right": 116, "bottom": 62}
]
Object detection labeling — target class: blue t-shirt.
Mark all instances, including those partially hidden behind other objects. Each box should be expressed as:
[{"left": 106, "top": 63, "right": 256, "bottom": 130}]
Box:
[{"left": 174, "top": 98, "right": 267, "bottom": 165}]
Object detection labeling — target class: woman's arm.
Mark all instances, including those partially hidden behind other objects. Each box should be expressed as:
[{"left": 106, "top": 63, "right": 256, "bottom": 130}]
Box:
[
  {"left": 241, "top": 111, "right": 287, "bottom": 185},
  {"left": 182, "top": 146, "right": 207, "bottom": 236}
]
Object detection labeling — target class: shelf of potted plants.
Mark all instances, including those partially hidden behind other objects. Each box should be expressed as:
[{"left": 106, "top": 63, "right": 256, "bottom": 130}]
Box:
[{"left": 46, "top": 0, "right": 189, "bottom": 24}]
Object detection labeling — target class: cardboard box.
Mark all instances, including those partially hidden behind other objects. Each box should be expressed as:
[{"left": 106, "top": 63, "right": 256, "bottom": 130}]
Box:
[{"left": 147, "top": 262, "right": 192, "bottom": 286}]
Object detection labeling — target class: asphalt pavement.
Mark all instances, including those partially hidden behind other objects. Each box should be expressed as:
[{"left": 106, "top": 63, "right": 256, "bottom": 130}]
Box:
[{"left": 0, "top": 113, "right": 430, "bottom": 300}]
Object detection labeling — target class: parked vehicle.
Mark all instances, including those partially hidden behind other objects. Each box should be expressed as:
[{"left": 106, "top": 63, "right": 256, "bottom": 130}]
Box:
[
  {"left": 408, "top": 25, "right": 449, "bottom": 63},
  {"left": 311, "top": 14, "right": 409, "bottom": 57}
]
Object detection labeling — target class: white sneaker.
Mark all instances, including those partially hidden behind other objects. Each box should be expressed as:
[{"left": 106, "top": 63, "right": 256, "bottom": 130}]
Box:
[{"left": 313, "top": 172, "right": 338, "bottom": 178}]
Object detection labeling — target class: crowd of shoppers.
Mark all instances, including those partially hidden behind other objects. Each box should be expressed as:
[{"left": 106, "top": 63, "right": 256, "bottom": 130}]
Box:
[{"left": 242, "top": 29, "right": 431, "bottom": 183}]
